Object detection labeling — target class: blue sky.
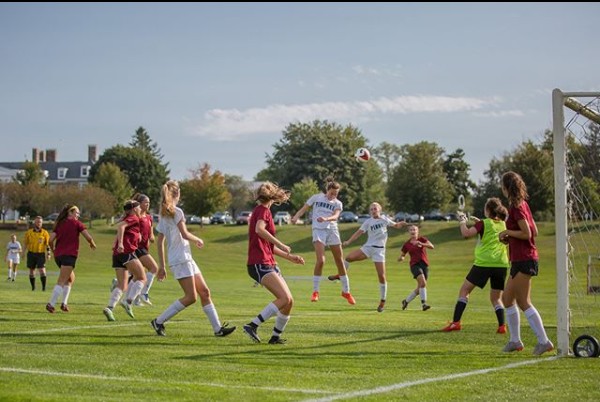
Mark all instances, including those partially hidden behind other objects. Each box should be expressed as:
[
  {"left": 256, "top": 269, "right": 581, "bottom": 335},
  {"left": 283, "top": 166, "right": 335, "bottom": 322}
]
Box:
[{"left": 1, "top": 3, "right": 599, "bottom": 184}]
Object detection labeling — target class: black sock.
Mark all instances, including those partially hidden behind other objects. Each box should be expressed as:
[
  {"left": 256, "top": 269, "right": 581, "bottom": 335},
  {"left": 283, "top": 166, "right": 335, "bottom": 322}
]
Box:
[
  {"left": 495, "top": 307, "right": 505, "bottom": 326},
  {"left": 29, "top": 276, "right": 35, "bottom": 290},
  {"left": 41, "top": 275, "right": 47, "bottom": 290},
  {"left": 453, "top": 300, "right": 467, "bottom": 322},
  {"left": 248, "top": 322, "right": 258, "bottom": 329}
]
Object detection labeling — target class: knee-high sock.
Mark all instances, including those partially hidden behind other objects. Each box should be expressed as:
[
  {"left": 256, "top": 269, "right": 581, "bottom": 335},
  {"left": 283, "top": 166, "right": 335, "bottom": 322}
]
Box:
[
  {"left": 312, "top": 276, "right": 321, "bottom": 292},
  {"left": 108, "top": 288, "right": 124, "bottom": 309},
  {"left": 379, "top": 282, "right": 387, "bottom": 301},
  {"left": 49, "top": 285, "right": 62, "bottom": 306},
  {"left": 156, "top": 300, "right": 186, "bottom": 325},
  {"left": 142, "top": 272, "right": 155, "bottom": 294},
  {"left": 419, "top": 287, "right": 427, "bottom": 303},
  {"left": 453, "top": 297, "right": 468, "bottom": 322},
  {"left": 202, "top": 303, "right": 222, "bottom": 333},
  {"left": 251, "top": 302, "right": 279, "bottom": 327},
  {"left": 340, "top": 274, "right": 350, "bottom": 293},
  {"left": 524, "top": 306, "right": 549, "bottom": 344},
  {"left": 272, "top": 312, "right": 290, "bottom": 337},
  {"left": 494, "top": 304, "right": 505, "bottom": 326},
  {"left": 505, "top": 304, "right": 521, "bottom": 343},
  {"left": 61, "top": 285, "right": 72, "bottom": 305}
]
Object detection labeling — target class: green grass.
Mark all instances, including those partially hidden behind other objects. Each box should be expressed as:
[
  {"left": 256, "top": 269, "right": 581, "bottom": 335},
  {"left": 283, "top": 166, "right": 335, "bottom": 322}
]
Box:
[{"left": 1, "top": 221, "right": 599, "bottom": 401}]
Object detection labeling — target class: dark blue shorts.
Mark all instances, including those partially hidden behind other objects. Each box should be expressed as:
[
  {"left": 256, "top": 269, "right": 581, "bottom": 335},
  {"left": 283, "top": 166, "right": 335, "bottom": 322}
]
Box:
[
  {"left": 247, "top": 264, "right": 280, "bottom": 283},
  {"left": 112, "top": 253, "right": 138, "bottom": 269},
  {"left": 55, "top": 255, "right": 77, "bottom": 269},
  {"left": 510, "top": 260, "right": 539, "bottom": 278},
  {"left": 410, "top": 261, "right": 429, "bottom": 279}
]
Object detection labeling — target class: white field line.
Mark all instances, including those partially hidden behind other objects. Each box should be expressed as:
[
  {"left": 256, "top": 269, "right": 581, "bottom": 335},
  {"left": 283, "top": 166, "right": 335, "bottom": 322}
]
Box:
[
  {"left": 303, "top": 356, "right": 559, "bottom": 402},
  {"left": 0, "top": 367, "right": 331, "bottom": 395}
]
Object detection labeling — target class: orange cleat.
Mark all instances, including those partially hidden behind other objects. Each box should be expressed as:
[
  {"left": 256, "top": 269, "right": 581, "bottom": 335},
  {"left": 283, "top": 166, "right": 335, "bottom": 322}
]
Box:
[
  {"left": 442, "top": 321, "right": 461, "bottom": 332},
  {"left": 311, "top": 291, "right": 320, "bottom": 302},
  {"left": 341, "top": 292, "right": 356, "bottom": 305},
  {"left": 497, "top": 324, "right": 507, "bottom": 334}
]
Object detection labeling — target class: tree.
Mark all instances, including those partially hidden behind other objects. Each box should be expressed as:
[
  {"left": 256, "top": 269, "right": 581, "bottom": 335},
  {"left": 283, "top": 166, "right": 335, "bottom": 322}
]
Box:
[
  {"left": 261, "top": 120, "right": 382, "bottom": 212},
  {"left": 386, "top": 141, "right": 454, "bottom": 214},
  {"left": 130, "top": 126, "right": 167, "bottom": 164},
  {"left": 92, "top": 162, "right": 134, "bottom": 213},
  {"left": 290, "top": 177, "right": 320, "bottom": 217},
  {"left": 373, "top": 142, "right": 401, "bottom": 183},
  {"left": 225, "top": 174, "right": 253, "bottom": 218},
  {"left": 179, "top": 163, "right": 231, "bottom": 218},
  {"left": 89, "top": 144, "right": 168, "bottom": 203},
  {"left": 443, "top": 148, "right": 476, "bottom": 208},
  {"left": 14, "top": 161, "right": 46, "bottom": 186}
]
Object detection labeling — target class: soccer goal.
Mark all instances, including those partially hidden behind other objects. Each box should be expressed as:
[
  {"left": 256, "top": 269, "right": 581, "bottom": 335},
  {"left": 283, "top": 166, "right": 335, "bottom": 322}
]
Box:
[{"left": 552, "top": 89, "right": 600, "bottom": 356}]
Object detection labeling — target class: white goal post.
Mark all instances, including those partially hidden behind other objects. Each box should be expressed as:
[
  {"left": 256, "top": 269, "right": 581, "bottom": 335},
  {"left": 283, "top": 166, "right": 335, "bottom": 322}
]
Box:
[{"left": 552, "top": 89, "right": 600, "bottom": 356}]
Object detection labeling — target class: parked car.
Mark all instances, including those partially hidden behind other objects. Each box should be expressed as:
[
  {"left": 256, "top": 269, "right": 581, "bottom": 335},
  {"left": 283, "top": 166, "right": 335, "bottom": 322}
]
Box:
[
  {"left": 210, "top": 211, "right": 233, "bottom": 224},
  {"left": 394, "top": 212, "right": 424, "bottom": 223},
  {"left": 235, "top": 211, "right": 252, "bottom": 225},
  {"left": 44, "top": 212, "right": 59, "bottom": 222},
  {"left": 357, "top": 214, "right": 370, "bottom": 224},
  {"left": 274, "top": 211, "right": 291, "bottom": 225},
  {"left": 186, "top": 215, "right": 209, "bottom": 225},
  {"left": 423, "top": 210, "right": 451, "bottom": 221},
  {"left": 339, "top": 211, "right": 358, "bottom": 223}
]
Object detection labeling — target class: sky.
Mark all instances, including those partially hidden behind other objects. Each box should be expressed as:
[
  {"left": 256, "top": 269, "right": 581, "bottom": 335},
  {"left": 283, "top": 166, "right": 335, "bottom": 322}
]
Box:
[{"left": 1, "top": 3, "right": 599, "bottom": 184}]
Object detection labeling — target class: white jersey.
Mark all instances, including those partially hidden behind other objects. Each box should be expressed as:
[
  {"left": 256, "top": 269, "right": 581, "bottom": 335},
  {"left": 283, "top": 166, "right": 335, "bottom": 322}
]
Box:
[
  {"left": 359, "top": 216, "right": 396, "bottom": 248},
  {"left": 156, "top": 207, "right": 194, "bottom": 267},
  {"left": 306, "top": 193, "right": 343, "bottom": 230},
  {"left": 6, "top": 241, "right": 21, "bottom": 255}
]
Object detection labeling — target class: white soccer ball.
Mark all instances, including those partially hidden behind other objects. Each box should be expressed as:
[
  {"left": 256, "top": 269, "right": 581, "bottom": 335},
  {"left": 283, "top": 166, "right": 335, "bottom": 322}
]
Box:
[{"left": 354, "top": 147, "right": 371, "bottom": 162}]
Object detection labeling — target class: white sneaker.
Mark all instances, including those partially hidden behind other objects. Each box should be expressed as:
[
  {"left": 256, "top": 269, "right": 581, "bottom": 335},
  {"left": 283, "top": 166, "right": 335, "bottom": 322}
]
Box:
[
  {"left": 140, "top": 294, "right": 153, "bottom": 306},
  {"left": 120, "top": 300, "right": 135, "bottom": 318}
]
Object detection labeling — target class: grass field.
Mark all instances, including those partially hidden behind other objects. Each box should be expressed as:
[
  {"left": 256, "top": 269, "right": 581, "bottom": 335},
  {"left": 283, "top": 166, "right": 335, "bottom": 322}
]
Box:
[{"left": 1, "top": 220, "right": 599, "bottom": 401}]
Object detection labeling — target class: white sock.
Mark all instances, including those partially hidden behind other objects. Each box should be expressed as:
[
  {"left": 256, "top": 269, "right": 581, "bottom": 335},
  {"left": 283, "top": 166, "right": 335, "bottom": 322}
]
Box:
[
  {"left": 126, "top": 280, "right": 145, "bottom": 303},
  {"left": 405, "top": 290, "right": 418, "bottom": 303},
  {"left": 202, "top": 303, "right": 222, "bottom": 333},
  {"left": 340, "top": 274, "right": 350, "bottom": 293},
  {"left": 252, "top": 302, "right": 279, "bottom": 327},
  {"left": 313, "top": 275, "right": 321, "bottom": 292},
  {"left": 157, "top": 299, "right": 186, "bottom": 325},
  {"left": 272, "top": 312, "right": 290, "bottom": 337},
  {"left": 344, "top": 260, "right": 350, "bottom": 270},
  {"left": 419, "top": 287, "right": 427, "bottom": 303},
  {"left": 49, "top": 285, "right": 62, "bottom": 306},
  {"left": 506, "top": 304, "right": 521, "bottom": 343},
  {"left": 62, "top": 285, "right": 72, "bottom": 305},
  {"left": 143, "top": 272, "right": 155, "bottom": 294},
  {"left": 524, "top": 306, "right": 549, "bottom": 344},
  {"left": 108, "top": 288, "right": 123, "bottom": 309},
  {"left": 379, "top": 282, "right": 387, "bottom": 301},
  {"left": 8, "top": 269, "right": 13, "bottom": 278}
]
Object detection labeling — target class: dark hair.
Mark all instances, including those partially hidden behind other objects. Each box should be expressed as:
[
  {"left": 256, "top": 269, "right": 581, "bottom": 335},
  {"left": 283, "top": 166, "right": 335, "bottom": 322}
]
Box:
[
  {"left": 485, "top": 197, "right": 508, "bottom": 221},
  {"left": 53, "top": 204, "right": 78, "bottom": 231},
  {"left": 501, "top": 171, "right": 528, "bottom": 207},
  {"left": 133, "top": 193, "right": 150, "bottom": 203},
  {"left": 324, "top": 176, "right": 340, "bottom": 192}
]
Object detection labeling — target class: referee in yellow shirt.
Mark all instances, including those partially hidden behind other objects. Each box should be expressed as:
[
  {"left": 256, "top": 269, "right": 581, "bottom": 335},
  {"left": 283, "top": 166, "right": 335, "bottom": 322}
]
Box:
[{"left": 24, "top": 216, "right": 51, "bottom": 291}]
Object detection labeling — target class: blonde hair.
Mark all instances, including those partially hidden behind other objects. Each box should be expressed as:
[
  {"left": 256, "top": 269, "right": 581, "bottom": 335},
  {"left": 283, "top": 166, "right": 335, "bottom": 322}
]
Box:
[
  {"left": 256, "top": 181, "right": 290, "bottom": 205},
  {"left": 160, "top": 180, "right": 180, "bottom": 218}
]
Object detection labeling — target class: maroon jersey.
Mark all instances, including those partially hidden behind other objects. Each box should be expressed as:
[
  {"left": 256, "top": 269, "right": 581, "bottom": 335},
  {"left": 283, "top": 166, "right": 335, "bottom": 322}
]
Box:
[
  {"left": 401, "top": 237, "right": 430, "bottom": 266},
  {"left": 53, "top": 218, "right": 87, "bottom": 257},
  {"left": 138, "top": 213, "right": 153, "bottom": 250},
  {"left": 247, "top": 205, "right": 276, "bottom": 265},
  {"left": 506, "top": 201, "right": 538, "bottom": 262},
  {"left": 113, "top": 214, "right": 140, "bottom": 255}
]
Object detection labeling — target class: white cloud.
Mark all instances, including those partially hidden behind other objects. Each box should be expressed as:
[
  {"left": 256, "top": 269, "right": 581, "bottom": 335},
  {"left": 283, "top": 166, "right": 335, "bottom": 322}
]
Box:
[{"left": 191, "top": 95, "right": 496, "bottom": 140}]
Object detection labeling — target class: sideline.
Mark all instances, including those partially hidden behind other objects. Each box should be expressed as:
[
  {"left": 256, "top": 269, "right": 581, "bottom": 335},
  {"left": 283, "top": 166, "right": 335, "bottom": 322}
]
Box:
[{"left": 303, "top": 356, "right": 559, "bottom": 401}]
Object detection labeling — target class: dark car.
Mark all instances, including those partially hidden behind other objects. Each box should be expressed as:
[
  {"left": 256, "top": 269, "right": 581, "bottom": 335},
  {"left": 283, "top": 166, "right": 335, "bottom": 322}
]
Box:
[
  {"left": 235, "top": 211, "right": 252, "bottom": 225},
  {"left": 210, "top": 211, "right": 233, "bottom": 224},
  {"left": 339, "top": 211, "right": 358, "bottom": 223}
]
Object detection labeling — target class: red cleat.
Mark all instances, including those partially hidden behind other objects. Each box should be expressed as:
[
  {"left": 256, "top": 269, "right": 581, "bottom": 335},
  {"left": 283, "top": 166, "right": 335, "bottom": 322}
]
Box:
[{"left": 341, "top": 292, "right": 356, "bottom": 305}]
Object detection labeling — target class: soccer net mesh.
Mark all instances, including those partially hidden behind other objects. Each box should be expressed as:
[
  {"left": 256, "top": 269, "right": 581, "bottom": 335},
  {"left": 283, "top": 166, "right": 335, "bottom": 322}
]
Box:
[{"left": 553, "top": 89, "right": 600, "bottom": 356}]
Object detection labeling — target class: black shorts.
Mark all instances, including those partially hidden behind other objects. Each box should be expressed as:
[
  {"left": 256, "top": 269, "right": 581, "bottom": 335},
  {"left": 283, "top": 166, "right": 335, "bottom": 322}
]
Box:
[
  {"left": 135, "top": 248, "right": 149, "bottom": 258},
  {"left": 55, "top": 255, "right": 77, "bottom": 269},
  {"left": 410, "top": 261, "right": 429, "bottom": 279},
  {"left": 112, "top": 253, "right": 138, "bottom": 269},
  {"left": 510, "top": 260, "right": 539, "bottom": 278},
  {"left": 247, "top": 264, "right": 280, "bottom": 283},
  {"left": 27, "top": 252, "right": 46, "bottom": 269},
  {"left": 466, "top": 265, "right": 507, "bottom": 290}
]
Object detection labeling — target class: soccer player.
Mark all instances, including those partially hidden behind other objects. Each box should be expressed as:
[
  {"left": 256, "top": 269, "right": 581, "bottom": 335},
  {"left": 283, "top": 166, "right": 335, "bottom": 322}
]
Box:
[
  {"left": 103, "top": 200, "right": 147, "bottom": 321},
  {"left": 132, "top": 193, "right": 159, "bottom": 306},
  {"left": 24, "top": 216, "right": 51, "bottom": 291},
  {"left": 242, "top": 182, "right": 305, "bottom": 344},
  {"left": 291, "top": 176, "right": 355, "bottom": 305},
  {"left": 442, "top": 198, "right": 509, "bottom": 333},
  {"left": 150, "top": 180, "right": 235, "bottom": 338},
  {"left": 46, "top": 204, "right": 96, "bottom": 313},
  {"left": 499, "top": 171, "right": 553, "bottom": 355},
  {"left": 5, "top": 233, "right": 22, "bottom": 282},
  {"left": 398, "top": 225, "right": 434, "bottom": 311},
  {"left": 336, "top": 202, "right": 405, "bottom": 312}
]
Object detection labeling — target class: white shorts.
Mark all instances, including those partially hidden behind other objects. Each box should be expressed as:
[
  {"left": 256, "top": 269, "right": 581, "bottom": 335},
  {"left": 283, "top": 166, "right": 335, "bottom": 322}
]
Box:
[
  {"left": 312, "top": 228, "right": 341, "bottom": 246},
  {"left": 170, "top": 260, "right": 201, "bottom": 280},
  {"left": 6, "top": 255, "right": 20, "bottom": 264},
  {"left": 360, "top": 246, "right": 386, "bottom": 263}
]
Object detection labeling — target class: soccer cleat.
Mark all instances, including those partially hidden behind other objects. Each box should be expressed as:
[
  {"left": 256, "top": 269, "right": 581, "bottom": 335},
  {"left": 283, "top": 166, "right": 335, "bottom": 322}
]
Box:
[
  {"left": 268, "top": 336, "right": 287, "bottom": 345},
  {"left": 215, "top": 323, "right": 237, "bottom": 337},
  {"left": 422, "top": 303, "right": 431, "bottom": 311},
  {"left": 60, "top": 303, "right": 69, "bottom": 312},
  {"left": 151, "top": 319, "right": 166, "bottom": 336},
  {"left": 311, "top": 291, "right": 320, "bottom": 302},
  {"left": 341, "top": 292, "right": 356, "bottom": 305},
  {"left": 103, "top": 307, "right": 116, "bottom": 322},
  {"left": 377, "top": 300, "right": 385, "bottom": 313},
  {"left": 401, "top": 299, "right": 408, "bottom": 310},
  {"left": 242, "top": 324, "right": 261, "bottom": 343},
  {"left": 442, "top": 321, "right": 461, "bottom": 332},
  {"left": 141, "top": 294, "right": 152, "bottom": 306},
  {"left": 110, "top": 278, "right": 118, "bottom": 292},
  {"left": 120, "top": 300, "right": 135, "bottom": 318},
  {"left": 497, "top": 324, "right": 507, "bottom": 334},
  {"left": 45, "top": 303, "right": 55, "bottom": 313},
  {"left": 327, "top": 274, "right": 340, "bottom": 281},
  {"left": 133, "top": 297, "right": 142, "bottom": 306},
  {"left": 533, "top": 340, "right": 554, "bottom": 356},
  {"left": 502, "top": 341, "right": 525, "bottom": 352}
]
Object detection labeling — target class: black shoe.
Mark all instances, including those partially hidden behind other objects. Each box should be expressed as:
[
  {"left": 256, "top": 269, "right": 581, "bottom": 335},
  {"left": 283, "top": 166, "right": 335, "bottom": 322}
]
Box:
[
  {"left": 268, "top": 336, "right": 287, "bottom": 345},
  {"left": 215, "top": 322, "right": 237, "bottom": 337},
  {"left": 422, "top": 303, "right": 431, "bottom": 311},
  {"left": 401, "top": 299, "right": 408, "bottom": 310},
  {"left": 151, "top": 319, "right": 166, "bottom": 336},
  {"left": 327, "top": 274, "right": 340, "bottom": 281},
  {"left": 243, "top": 324, "right": 261, "bottom": 343}
]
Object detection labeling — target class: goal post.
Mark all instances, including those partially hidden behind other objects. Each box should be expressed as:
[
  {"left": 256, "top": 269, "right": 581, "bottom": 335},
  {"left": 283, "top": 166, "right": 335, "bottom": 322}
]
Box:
[{"left": 552, "top": 89, "right": 600, "bottom": 356}]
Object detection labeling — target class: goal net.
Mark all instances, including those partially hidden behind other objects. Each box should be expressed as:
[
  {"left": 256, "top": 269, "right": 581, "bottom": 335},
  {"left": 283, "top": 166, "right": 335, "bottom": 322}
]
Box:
[{"left": 553, "top": 89, "right": 600, "bottom": 356}]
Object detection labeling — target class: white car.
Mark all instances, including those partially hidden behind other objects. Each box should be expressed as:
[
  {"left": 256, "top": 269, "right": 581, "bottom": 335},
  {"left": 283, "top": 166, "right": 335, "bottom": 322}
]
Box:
[{"left": 274, "top": 211, "right": 291, "bottom": 225}]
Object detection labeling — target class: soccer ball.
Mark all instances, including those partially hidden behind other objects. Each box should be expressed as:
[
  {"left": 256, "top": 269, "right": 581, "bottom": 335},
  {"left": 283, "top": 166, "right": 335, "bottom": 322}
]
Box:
[{"left": 354, "top": 147, "right": 370, "bottom": 162}]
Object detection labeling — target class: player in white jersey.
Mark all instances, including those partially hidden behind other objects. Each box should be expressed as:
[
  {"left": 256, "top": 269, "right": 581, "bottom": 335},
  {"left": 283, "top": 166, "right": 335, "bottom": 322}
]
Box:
[
  {"left": 339, "top": 202, "right": 405, "bottom": 312},
  {"left": 291, "top": 177, "right": 355, "bottom": 305}
]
